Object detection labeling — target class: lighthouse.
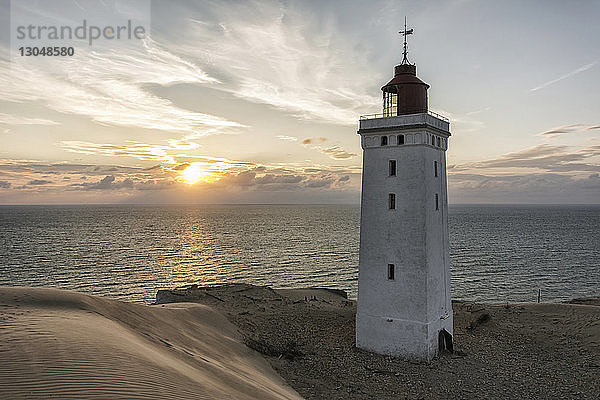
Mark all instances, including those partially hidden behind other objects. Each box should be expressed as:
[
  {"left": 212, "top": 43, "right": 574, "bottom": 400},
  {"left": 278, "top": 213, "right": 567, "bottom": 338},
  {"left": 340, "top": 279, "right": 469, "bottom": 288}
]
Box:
[{"left": 355, "top": 22, "right": 453, "bottom": 361}]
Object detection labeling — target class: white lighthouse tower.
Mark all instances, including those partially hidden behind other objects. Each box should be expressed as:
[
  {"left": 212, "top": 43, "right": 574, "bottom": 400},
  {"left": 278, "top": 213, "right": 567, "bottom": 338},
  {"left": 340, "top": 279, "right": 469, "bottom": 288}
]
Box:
[{"left": 356, "top": 24, "right": 453, "bottom": 361}]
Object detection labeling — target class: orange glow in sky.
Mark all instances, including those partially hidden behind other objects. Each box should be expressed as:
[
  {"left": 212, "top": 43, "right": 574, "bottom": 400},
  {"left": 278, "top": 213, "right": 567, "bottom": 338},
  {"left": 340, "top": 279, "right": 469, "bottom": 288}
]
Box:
[{"left": 180, "top": 164, "right": 219, "bottom": 184}]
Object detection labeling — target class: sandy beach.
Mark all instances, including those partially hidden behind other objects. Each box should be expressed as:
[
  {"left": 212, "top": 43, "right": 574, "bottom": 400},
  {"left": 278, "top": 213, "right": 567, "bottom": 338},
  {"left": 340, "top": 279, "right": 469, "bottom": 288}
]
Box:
[
  {"left": 158, "top": 284, "right": 600, "bottom": 399},
  {"left": 1, "top": 284, "right": 599, "bottom": 399},
  {"left": 0, "top": 286, "right": 301, "bottom": 399}
]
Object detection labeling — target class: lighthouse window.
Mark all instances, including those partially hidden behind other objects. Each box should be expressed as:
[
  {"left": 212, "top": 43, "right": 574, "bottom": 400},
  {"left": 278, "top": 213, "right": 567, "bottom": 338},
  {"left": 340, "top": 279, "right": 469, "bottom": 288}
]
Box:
[
  {"left": 389, "top": 160, "right": 397, "bottom": 176},
  {"left": 435, "top": 193, "right": 439, "bottom": 210},
  {"left": 434, "top": 161, "right": 438, "bottom": 177},
  {"left": 383, "top": 91, "right": 398, "bottom": 117},
  {"left": 389, "top": 193, "right": 396, "bottom": 210},
  {"left": 398, "top": 134, "right": 405, "bottom": 145},
  {"left": 387, "top": 264, "right": 395, "bottom": 280},
  {"left": 381, "top": 136, "right": 388, "bottom": 146}
]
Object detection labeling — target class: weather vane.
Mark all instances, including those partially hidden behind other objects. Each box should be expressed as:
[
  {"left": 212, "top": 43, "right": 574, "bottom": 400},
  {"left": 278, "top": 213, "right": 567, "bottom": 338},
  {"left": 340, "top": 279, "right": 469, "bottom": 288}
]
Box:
[{"left": 399, "top": 17, "right": 414, "bottom": 65}]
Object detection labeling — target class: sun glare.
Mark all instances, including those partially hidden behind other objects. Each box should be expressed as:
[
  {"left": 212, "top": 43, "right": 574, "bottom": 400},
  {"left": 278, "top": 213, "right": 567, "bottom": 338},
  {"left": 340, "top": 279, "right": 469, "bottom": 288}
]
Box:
[{"left": 180, "top": 164, "right": 217, "bottom": 184}]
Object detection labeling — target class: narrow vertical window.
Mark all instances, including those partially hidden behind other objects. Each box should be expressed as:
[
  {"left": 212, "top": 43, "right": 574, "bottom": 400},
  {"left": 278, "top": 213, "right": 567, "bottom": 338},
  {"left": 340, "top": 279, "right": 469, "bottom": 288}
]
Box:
[
  {"left": 387, "top": 264, "right": 395, "bottom": 280},
  {"left": 435, "top": 193, "right": 439, "bottom": 210},
  {"left": 437, "top": 137, "right": 441, "bottom": 147},
  {"left": 381, "top": 136, "right": 388, "bottom": 146},
  {"left": 389, "top": 193, "right": 396, "bottom": 210},
  {"left": 431, "top": 135, "right": 435, "bottom": 145},
  {"left": 398, "top": 134, "right": 405, "bottom": 145},
  {"left": 434, "top": 161, "right": 438, "bottom": 177},
  {"left": 389, "top": 160, "right": 396, "bottom": 176}
]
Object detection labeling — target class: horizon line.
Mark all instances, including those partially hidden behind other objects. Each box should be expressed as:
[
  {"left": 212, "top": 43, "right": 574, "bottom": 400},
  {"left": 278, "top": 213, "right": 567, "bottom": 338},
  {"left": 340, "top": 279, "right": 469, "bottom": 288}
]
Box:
[{"left": 0, "top": 202, "right": 598, "bottom": 207}]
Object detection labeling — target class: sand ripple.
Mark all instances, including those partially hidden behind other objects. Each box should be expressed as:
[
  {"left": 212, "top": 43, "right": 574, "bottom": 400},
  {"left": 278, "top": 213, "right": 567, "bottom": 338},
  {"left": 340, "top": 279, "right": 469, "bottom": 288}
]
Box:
[{"left": 0, "top": 287, "right": 301, "bottom": 399}]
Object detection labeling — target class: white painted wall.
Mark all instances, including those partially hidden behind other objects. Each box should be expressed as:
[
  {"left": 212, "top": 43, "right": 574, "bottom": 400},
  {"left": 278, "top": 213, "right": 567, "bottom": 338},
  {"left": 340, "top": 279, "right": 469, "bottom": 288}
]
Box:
[{"left": 356, "top": 113, "right": 453, "bottom": 361}]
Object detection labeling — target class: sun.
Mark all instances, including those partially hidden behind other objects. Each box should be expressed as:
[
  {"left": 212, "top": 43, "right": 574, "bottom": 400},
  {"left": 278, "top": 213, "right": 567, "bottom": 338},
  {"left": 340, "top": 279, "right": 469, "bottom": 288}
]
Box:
[{"left": 180, "top": 164, "right": 217, "bottom": 184}]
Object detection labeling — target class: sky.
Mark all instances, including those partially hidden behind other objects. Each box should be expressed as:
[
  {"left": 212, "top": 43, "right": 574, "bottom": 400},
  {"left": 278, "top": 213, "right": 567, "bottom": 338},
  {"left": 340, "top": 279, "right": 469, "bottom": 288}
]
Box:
[{"left": 0, "top": 0, "right": 598, "bottom": 204}]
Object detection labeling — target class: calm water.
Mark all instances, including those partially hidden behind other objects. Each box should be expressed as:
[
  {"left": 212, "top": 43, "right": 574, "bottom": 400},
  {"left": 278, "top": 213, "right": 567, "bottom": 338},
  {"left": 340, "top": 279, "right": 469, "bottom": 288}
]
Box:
[{"left": 0, "top": 205, "right": 598, "bottom": 304}]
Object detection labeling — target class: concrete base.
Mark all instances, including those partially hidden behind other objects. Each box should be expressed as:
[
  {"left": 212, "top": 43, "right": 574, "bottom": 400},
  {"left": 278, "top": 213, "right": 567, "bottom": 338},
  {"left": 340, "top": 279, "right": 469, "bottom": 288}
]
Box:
[{"left": 356, "top": 312, "right": 453, "bottom": 362}]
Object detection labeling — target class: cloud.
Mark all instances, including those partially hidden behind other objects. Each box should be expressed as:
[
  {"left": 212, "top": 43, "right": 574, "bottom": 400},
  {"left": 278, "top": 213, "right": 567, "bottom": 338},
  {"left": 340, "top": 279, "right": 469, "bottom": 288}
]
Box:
[
  {"left": 0, "top": 113, "right": 59, "bottom": 126},
  {"left": 255, "top": 174, "right": 304, "bottom": 184},
  {"left": 447, "top": 141, "right": 600, "bottom": 203},
  {"left": 319, "top": 145, "right": 357, "bottom": 159},
  {"left": 304, "top": 178, "right": 334, "bottom": 188},
  {"left": 531, "top": 61, "right": 598, "bottom": 92},
  {"left": 217, "top": 170, "right": 257, "bottom": 187},
  {"left": 134, "top": 180, "right": 177, "bottom": 191},
  {"left": 539, "top": 124, "right": 584, "bottom": 136},
  {"left": 0, "top": 37, "right": 242, "bottom": 136},
  {"left": 300, "top": 136, "right": 356, "bottom": 159},
  {"left": 0, "top": 160, "right": 159, "bottom": 191},
  {"left": 174, "top": 0, "right": 379, "bottom": 125},
  {"left": 452, "top": 144, "right": 600, "bottom": 174},
  {"left": 208, "top": 166, "right": 355, "bottom": 191},
  {"left": 62, "top": 140, "right": 176, "bottom": 163},
  {"left": 172, "top": 163, "right": 191, "bottom": 171},
  {"left": 0, "top": 155, "right": 359, "bottom": 203},
  {"left": 449, "top": 172, "right": 600, "bottom": 203},
  {"left": 27, "top": 179, "right": 53, "bottom": 185},
  {"left": 60, "top": 141, "right": 258, "bottom": 173},
  {"left": 538, "top": 124, "right": 600, "bottom": 137},
  {"left": 302, "top": 137, "right": 327, "bottom": 145},
  {"left": 276, "top": 135, "right": 298, "bottom": 141},
  {"left": 70, "top": 175, "right": 134, "bottom": 190}
]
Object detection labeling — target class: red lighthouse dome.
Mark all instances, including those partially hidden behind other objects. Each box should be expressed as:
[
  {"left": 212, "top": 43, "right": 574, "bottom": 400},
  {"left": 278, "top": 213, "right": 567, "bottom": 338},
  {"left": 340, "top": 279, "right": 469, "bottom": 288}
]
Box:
[
  {"left": 381, "top": 19, "right": 429, "bottom": 117},
  {"left": 382, "top": 64, "right": 429, "bottom": 116}
]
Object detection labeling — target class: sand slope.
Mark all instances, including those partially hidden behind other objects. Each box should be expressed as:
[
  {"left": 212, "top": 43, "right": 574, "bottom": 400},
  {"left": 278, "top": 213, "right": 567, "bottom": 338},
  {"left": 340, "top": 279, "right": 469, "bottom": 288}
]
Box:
[{"left": 0, "top": 287, "right": 301, "bottom": 399}]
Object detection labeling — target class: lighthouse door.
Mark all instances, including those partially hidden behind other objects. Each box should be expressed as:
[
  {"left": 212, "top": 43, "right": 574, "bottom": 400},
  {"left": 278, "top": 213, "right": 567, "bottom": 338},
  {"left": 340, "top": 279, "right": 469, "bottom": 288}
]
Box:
[{"left": 438, "top": 329, "right": 453, "bottom": 353}]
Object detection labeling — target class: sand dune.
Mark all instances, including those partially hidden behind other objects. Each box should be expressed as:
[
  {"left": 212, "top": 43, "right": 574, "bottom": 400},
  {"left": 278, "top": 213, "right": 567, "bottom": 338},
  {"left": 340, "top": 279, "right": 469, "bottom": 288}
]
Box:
[{"left": 0, "top": 287, "right": 301, "bottom": 399}]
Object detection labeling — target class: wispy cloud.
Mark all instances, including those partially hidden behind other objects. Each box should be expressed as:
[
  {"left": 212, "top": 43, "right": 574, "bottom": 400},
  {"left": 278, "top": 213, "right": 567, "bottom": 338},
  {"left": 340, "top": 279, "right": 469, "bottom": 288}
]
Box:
[
  {"left": 0, "top": 113, "right": 59, "bottom": 126},
  {"left": 538, "top": 124, "right": 600, "bottom": 137},
  {"left": 61, "top": 141, "right": 178, "bottom": 163},
  {"left": 60, "top": 141, "right": 261, "bottom": 176},
  {"left": 0, "top": 37, "right": 242, "bottom": 135},
  {"left": 319, "top": 145, "right": 357, "bottom": 159},
  {"left": 531, "top": 61, "right": 598, "bottom": 92},
  {"left": 276, "top": 135, "right": 298, "bottom": 141},
  {"left": 539, "top": 124, "right": 585, "bottom": 136},
  {"left": 177, "top": 0, "right": 379, "bottom": 125}
]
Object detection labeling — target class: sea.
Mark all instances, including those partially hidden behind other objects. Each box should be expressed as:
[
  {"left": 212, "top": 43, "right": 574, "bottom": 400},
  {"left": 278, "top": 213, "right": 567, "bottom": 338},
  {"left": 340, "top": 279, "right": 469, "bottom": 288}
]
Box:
[{"left": 0, "top": 205, "right": 598, "bottom": 304}]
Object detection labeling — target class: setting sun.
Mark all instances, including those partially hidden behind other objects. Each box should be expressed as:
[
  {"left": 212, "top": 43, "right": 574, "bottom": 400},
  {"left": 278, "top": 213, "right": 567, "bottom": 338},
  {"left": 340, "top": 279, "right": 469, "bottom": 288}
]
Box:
[{"left": 180, "top": 164, "right": 218, "bottom": 184}]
